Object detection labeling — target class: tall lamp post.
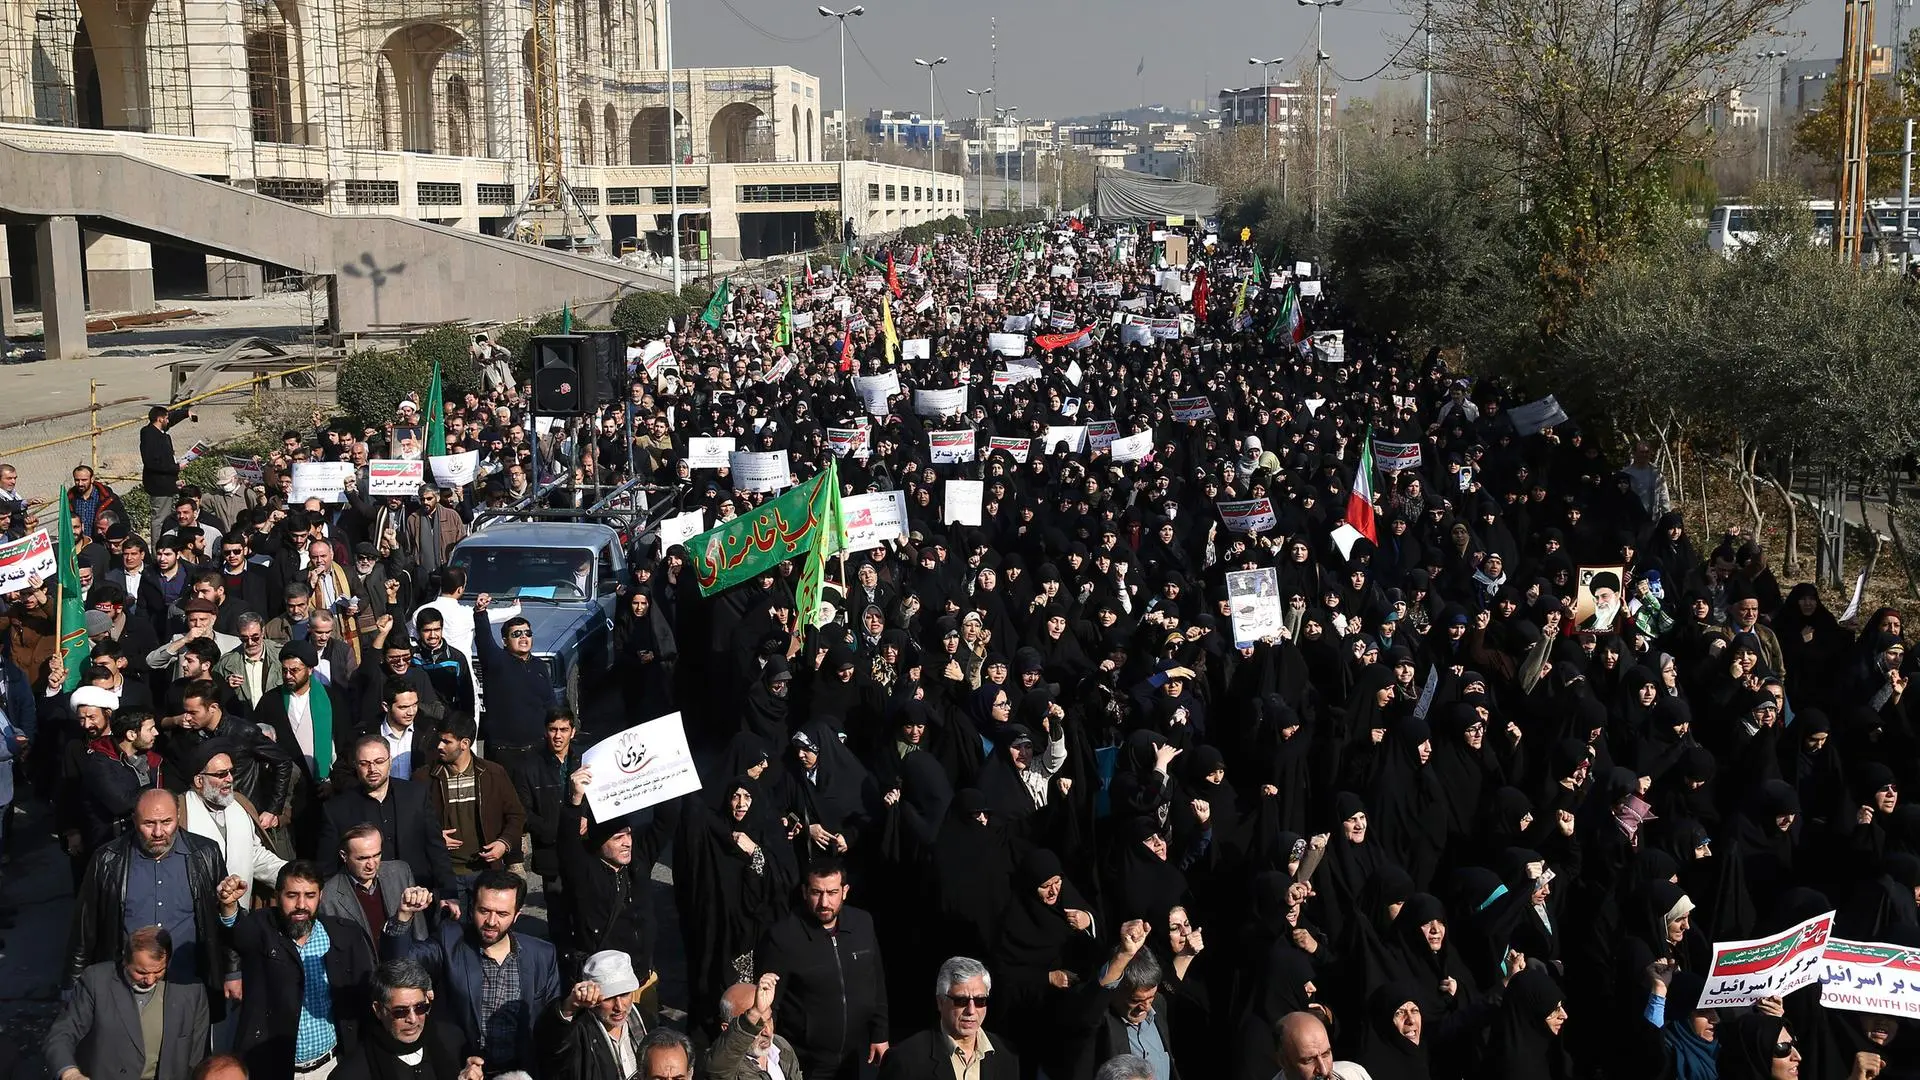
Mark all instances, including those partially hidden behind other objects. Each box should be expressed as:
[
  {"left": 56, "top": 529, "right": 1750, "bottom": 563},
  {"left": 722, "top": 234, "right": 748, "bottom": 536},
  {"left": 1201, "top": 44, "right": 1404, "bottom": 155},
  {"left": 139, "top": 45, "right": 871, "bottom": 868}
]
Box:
[
  {"left": 818, "top": 6, "right": 864, "bottom": 162},
  {"left": 1000, "top": 105, "right": 1021, "bottom": 211},
  {"left": 1297, "top": 0, "right": 1342, "bottom": 231},
  {"left": 967, "top": 86, "right": 993, "bottom": 215},
  {"left": 1755, "top": 48, "right": 1788, "bottom": 178},
  {"left": 1249, "top": 57, "right": 1284, "bottom": 164},
  {"left": 914, "top": 56, "right": 948, "bottom": 194}
]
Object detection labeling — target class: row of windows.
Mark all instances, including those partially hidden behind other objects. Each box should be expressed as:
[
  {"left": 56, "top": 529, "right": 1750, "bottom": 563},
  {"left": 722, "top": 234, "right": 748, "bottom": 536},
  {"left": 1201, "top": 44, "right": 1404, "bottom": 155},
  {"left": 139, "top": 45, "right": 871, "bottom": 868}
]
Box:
[
  {"left": 739, "top": 183, "right": 839, "bottom": 203},
  {"left": 867, "top": 183, "right": 960, "bottom": 203},
  {"left": 607, "top": 186, "right": 710, "bottom": 205},
  {"left": 267, "top": 179, "right": 508, "bottom": 207}
]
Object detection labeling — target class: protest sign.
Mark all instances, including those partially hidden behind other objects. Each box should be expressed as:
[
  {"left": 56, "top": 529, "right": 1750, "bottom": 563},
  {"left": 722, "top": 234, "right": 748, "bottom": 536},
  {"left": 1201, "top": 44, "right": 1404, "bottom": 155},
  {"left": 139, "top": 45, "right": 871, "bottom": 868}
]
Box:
[
  {"left": 1150, "top": 318, "right": 1181, "bottom": 341},
  {"left": 1002, "top": 314, "right": 1033, "bottom": 333},
  {"left": 972, "top": 282, "right": 999, "bottom": 300},
  {"left": 841, "top": 491, "right": 909, "bottom": 552},
  {"left": 989, "top": 437, "right": 1032, "bottom": 463},
  {"left": 1044, "top": 426, "right": 1088, "bottom": 454},
  {"left": 658, "top": 509, "right": 706, "bottom": 554},
  {"left": 1087, "top": 419, "right": 1121, "bottom": 450},
  {"left": 1226, "top": 567, "right": 1283, "bottom": 648},
  {"left": 987, "top": 333, "right": 1029, "bottom": 357},
  {"left": 1219, "top": 498, "right": 1278, "bottom": 534},
  {"left": 1065, "top": 359, "right": 1084, "bottom": 385},
  {"left": 1299, "top": 280, "right": 1323, "bottom": 297},
  {"left": 1120, "top": 322, "right": 1154, "bottom": 347},
  {"left": 1373, "top": 440, "right": 1423, "bottom": 473},
  {"left": 291, "top": 461, "right": 353, "bottom": 503},
  {"left": 1699, "top": 910, "right": 1835, "bottom": 1008},
  {"left": 581, "top": 713, "right": 703, "bottom": 820},
  {"left": 1109, "top": 430, "right": 1153, "bottom": 463},
  {"left": 1508, "top": 395, "right": 1570, "bottom": 436},
  {"left": 227, "top": 456, "right": 264, "bottom": 486},
  {"left": 1332, "top": 523, "right": 1368, "bottom": 561},
  {"left": 903, "top": 338, "right": 931, "bottom": 360},
  {"left": 366, "top": 459, "right": 424, "bottom": 497},
  {"left": 943, "top": 479, "right": 984, "bottom": 526},
  {"left": 1294, "top": 261, "right": 1313, "bottom": 276},
  {"left": 1573, "top": 566, "right": 1626, "bottom": 632},
  {"left": 428, "top": 451, "right": 480, "bottom": 488},
  {"left": 1818, "top": 938, "right": 1920, "bottom": 1017},
  {"left": 826, "top": 427, "right": 869, "bottom": 458},
  {"left": 913, "top": 386, "right": 969, "bottom": 417},
  {"left": 853, "top": 372, "right": 900, "bottom": 415},
  {"left": 929, "top": 430, "right": 978, "bottom": 464},
  {"left": 0, "top": 530, "right": 56, "bottom": 595},
  {"left": 1310, "top": 330, "right": 1346, "bottom": 364},
  {"left": 728, "top": 451, "right": 791, "bottom": 492},
  {"left": 687, "top": 437, "right": 736, "bottom": 470},
  {"left": 1172, "top": 396, "right": 1214, "bottom": 422}
]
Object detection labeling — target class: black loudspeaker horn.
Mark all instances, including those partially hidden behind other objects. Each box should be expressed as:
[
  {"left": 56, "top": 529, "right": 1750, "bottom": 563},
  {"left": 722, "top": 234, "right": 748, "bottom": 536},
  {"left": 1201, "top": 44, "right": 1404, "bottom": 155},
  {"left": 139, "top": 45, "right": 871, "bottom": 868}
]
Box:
[{"left": 530, "top": 334, "right": 586, "bottom": 416}]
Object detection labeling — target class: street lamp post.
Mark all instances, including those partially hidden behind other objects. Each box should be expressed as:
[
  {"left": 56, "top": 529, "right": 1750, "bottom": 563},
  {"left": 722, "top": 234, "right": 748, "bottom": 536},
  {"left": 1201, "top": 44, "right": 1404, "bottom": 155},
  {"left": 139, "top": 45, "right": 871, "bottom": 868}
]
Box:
[
  {"left": 818, "top": 6, "right": 864, "bottom": 163},
  {"left": 1298, "top": 0, "right": 1342, "bottom": 231},
  {"left": 1000, "top": 105, "right": 1021, "bottom": 211},
  {"left": 1249, "top": 58, "right": 1284, "bottom": 164},
  {"left": 1755, "top": 49, "right": 1788, "bottom": 179},
  {"left": 967, "top": 86, "right": 992, "bottom": 215},
  {"left": 914, "top": 56, "right": 948, "bottom": 196}
]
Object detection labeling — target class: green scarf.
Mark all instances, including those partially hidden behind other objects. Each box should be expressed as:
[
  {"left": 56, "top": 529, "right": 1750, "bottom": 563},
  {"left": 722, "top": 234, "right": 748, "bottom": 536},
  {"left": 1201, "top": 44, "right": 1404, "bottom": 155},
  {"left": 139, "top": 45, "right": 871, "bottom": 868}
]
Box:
[{"left": 288, "top": 683, "right": 335, "bottom": 778}]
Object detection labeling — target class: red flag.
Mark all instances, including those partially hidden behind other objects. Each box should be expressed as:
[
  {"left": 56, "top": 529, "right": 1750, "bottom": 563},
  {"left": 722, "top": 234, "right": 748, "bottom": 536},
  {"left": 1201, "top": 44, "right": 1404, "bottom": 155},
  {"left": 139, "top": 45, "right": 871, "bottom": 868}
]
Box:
[
  {"left": 1034, "top": 327, "right": 1093, "bottom": 352},
  {"left": 803, "top": 258, "right": 815, "bottom": 287},
  {"left": 839, "top": 333, "right": 855, "bottom": 372},
  {"left": 1192, "top": 267, "right": 1209, "bottom": 324},
  {"left": 886, "top": 252, "right": 903, "bottom": 298},
  {"left": 1068, "top": 218, "right": 1087, "bottom": 233}
]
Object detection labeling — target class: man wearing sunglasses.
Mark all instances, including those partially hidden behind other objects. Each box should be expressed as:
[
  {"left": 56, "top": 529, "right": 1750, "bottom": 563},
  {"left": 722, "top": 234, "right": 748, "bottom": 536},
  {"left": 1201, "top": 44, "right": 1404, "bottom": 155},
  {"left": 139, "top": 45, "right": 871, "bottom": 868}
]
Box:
[
  {"left": 470, "top": 593, "right": 553, "bottom": 777},
  {"left": 180, "top": 745, "right": 287, "bottom": 910},
  {"left": 876, "top": 956, "right": 1019, "bottom": 1080},
  {"left": 333, "top": 958, "right": 483, "bottom": 1080}
]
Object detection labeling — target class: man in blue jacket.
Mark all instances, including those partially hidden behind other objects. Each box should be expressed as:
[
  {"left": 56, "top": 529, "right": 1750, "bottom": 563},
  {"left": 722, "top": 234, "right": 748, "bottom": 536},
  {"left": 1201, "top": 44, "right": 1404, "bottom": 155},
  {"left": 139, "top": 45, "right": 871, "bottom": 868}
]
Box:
[{"left": 384, "top": 868, "right": 563, "bottom": 1076}]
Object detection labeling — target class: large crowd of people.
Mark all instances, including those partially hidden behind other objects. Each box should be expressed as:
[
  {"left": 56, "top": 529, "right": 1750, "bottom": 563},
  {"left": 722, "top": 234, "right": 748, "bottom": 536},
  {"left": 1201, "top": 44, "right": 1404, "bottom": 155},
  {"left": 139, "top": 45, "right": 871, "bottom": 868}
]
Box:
[{"left": 0, "top": 215, "right": 1906, "bottom": 1080}]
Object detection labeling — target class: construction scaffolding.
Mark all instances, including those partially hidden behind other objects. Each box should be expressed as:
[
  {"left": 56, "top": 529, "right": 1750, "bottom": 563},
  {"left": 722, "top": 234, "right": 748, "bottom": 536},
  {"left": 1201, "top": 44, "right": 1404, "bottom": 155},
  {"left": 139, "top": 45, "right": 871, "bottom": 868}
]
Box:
[{"left": 21, "top": 0, "right": 194, "bottom": 135}]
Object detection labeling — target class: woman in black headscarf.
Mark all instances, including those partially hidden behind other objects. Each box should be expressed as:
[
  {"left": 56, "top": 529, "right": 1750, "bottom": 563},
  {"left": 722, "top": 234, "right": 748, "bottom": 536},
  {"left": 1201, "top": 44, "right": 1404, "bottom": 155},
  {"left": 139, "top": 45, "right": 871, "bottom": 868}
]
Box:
[
  {"left": 778, "top": 719, "right": 871, "bottom": 873},
  {"left": 1230, "top": 937, "right": 1323, "bottom": 1080},
  {"left": 929, "top": 788, "right": 1015, "bottom": 960},
  {"left": 1107, "top": 816, "right": 1193, "bottom": 938},
  {"left": 1352, "top": 982, "right": 1433, "bottom": 1080},
  {"left": 990, "top": 847, "right": 1102, "bottom": 1072},
  {"left": 741, "top": 659, "right": 793, "bottom": 742},
  {"left": 1428, "top": 702, "right": 1501, "bottom": 859},
  {"left": 1715, "top": 1013, "right": 1799, "bottom": 1080},
  {"left": 672, "top": 774, "right": 796, "bottom": 1029},
  {"left": 613, "top": 587, "right": 678, "bottom": 720},
  {"left": 1775, "top": 583, "right": 1846, "bottom": 712},
  {"left": 1312, "top": 791, "right": 1383, "bottom": 942},
  {"left": 1369, "top": 716, "right": 1451, "bottom": 890},
  {"left": 1483, "top": 966, "right": 1572, "bottom": 1080}
]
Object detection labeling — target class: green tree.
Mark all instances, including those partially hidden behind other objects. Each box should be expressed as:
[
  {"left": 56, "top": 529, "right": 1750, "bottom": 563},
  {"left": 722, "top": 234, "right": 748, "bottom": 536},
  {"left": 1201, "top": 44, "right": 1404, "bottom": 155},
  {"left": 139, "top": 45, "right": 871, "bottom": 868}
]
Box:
[{"left": 1792, "top": 77, "right": 1916, "bottom": 195}]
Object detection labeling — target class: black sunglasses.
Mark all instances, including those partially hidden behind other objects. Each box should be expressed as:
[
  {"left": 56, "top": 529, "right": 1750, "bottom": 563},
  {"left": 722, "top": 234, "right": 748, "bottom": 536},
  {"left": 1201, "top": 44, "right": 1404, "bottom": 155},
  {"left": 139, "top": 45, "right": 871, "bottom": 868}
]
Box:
[
  {"left": 1773, "top": 1040, "right": 1797, "bottom": 1060},
  {"left": 385, "top": 1002, "right": 432, "bottom": 1018},
  {"left": 946, "top": 995, "right": 990, "bottom": 1009}
]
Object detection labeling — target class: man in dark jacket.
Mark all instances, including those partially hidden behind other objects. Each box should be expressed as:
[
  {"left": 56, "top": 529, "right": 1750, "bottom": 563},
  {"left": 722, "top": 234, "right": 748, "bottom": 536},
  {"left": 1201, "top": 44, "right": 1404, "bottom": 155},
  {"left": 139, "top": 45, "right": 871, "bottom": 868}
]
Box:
[
  {"left": 141, "top": 403, "right": 194, "bottom": 543},
  {"left": 385, "top": 870, "right": 564, "bottom": 1074},
  {"left": 424, "top": 713, "right": 525, "bottom": 884},
  {"left": 78, "top": 709, "right": 164, "bottom": 852},
  {"left": 167, "top": 679, "right": 297, "bottom": 832},
  {"left": 534, "top": 950, "right": 654, "bottom": 1080},
  {"left": 1062, "top": 921, "right": 1174, "bottom": 1080},
  {"left": 228, "top": 860, "right": 377, "bottom": 1078},
  {"left": 332, "top": 958, "right": 479, "bottom": 1080},
  {"left": 512, "top": 708, "right": 583, "bottom": 945},
  {"left": 318, "top": 732, "right": 459, "bottom": 906},
  {"left": 410, "top": 609, "right": 475, "bottom": 723},
  {"left": 67, "top": 789, "right": 248, "bottom": 1023},
  {"left": 757, "top": 860, "right": 890, "bottom": 1080},
  {"left": 558, "top": 765, "right": 677, "bottom": 977},
  {"left": 878, "top": 956, "right": 1020, "bottom": 1080},
  {"left": 471, "top": 594, "right": 553, "bottom": 774}
]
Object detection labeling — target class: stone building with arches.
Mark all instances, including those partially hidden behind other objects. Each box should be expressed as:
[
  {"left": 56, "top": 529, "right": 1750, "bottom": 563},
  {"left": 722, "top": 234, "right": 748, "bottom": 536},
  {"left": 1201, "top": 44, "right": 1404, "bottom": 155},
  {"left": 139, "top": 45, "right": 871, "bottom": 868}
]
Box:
[{"left": 0, "top": 0, "right": 959, "bottom": 323}]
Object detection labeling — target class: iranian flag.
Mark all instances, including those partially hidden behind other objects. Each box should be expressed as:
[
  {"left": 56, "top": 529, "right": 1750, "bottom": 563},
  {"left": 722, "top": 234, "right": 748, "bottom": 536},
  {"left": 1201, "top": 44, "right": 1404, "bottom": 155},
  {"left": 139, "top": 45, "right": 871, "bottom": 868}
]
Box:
[
  {"left": 1347, "top": 431, "right": 1378, "bottom": 544},
  {"left": 1279, "top": 284, "right": 1305, "bottom": 344}
]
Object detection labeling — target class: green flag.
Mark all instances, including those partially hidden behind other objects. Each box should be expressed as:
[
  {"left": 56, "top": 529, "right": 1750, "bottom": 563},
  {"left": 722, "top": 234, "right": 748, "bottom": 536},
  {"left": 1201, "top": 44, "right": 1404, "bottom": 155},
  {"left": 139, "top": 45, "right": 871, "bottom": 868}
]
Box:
[
  {"left": 775, "top": 276, "right": 794, "bottom": 348},
  {"left": 793, "top": 460, "right": 846, "bottom": 626},
  {"left": 700, "top": 277, "right": 731, "bottom": 330},
  {"left": 425, "top": 358, "right": 447, "bottom": 457},
  {"left": 55, "top": 490, "right": 89, "bottom": 691},
  {"left": 562, "top": 303, "right": 573, "bottom": 334},
  {"left": 687, "top": 462, "right": 845, "bottom": 596}
]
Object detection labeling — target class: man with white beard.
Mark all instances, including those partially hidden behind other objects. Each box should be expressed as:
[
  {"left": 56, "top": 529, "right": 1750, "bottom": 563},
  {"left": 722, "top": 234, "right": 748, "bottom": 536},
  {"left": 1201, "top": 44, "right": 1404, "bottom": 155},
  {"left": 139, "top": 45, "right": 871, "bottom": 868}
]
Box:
[{"left": 180, "top": 745, "right": 286, "bottom": 909}]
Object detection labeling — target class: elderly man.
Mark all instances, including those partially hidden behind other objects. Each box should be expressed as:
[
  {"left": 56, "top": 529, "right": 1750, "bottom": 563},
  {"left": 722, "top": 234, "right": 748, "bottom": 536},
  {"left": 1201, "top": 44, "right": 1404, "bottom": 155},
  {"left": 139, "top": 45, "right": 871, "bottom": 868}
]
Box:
[
  {"left": 332, "top": 958, "right": 483, "bottom": 1080},
  {"left": 167, "top": 679, "right": 297, "bottom": 836},
  {"left": 68, "top": 789, "right": 247, "bottom": 1023},
  {"left": 878, "top": 957, "right": 1018, "bottom": 1080},
  {"left": 318, "top": 823, "right": 427, "bottom": 951},
  {"left": 1272, "top": 1012, "right": 1369, "bottom": 1080},
  {"left": 47, "top": 925, "right": 211, "bottom": 1080},
  {"left": 180, "top": 745, "right": 286, "bottom": 906},
  {"left": 386, "top": 870, "right": 563, "bottom": 1075},
  {"left": 147, "top": 599, "right": 241, "bottom": 683},
  {"left": 709, "top": 974, "right": 804, "bottom": 1080},
  {"left": 535, "top": 950, "right": 651, "bottom": 1080},
  {"left": 213, "top": 613, "right": 281, "bottom": 716},
  {"left": 229, "top": 861, "right": 378, "bottom": 1080},
  {"left": 264, "top": 584, "right": 315, "bottom": 644}
]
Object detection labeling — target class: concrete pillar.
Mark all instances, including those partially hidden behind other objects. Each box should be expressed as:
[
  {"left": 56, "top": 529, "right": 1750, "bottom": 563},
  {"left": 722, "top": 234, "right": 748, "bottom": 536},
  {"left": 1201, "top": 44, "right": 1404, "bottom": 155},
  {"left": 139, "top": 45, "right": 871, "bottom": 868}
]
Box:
[
  {"left": 181, "top": 0, "right": 254, "bottom": 176},
  {"left": 36, "top": 217, "right": 87, "bottom": 360},
  {"left": 0, "top": 228, "right": 15, "bottom": 336},
  {"left": 479, "top": 0, "right": 515, "bottom": 158},
  {"left": 83, "top": 232, "right": 156, "bottom": 313},
  {"left": 206, "top": 257, "right": 264, "bottom": 298}
]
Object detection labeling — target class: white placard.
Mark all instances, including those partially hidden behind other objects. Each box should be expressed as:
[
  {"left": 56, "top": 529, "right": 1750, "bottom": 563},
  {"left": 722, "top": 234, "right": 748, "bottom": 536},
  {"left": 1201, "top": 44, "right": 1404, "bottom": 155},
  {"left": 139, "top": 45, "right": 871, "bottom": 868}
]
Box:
[
  {"left": 1332, "top": 523, "right": 1367, "bottom": 561},
  {"left": 729, "top": 450, "right": 791, "bottom": 492},
  {"left": 987, "top": 333, "right": 1029, "bottom": 357},
  {"left": 1109, "top": 430, "right": 1153, "bottom": 463},
  {"left": 914, "top": 386, "right": 969, "bottom": 417},
  {"left": 989, "top": 437, "right": 1032, "bottom": 462},
  {"left": 1508, "top": 395, "right": 1571, "bottom": 436},
  {"left": 1066, "top": 360, "right": 1084, "bottom": 386},
  {"left": 1817, "top": 938, "right": 1920, "bottom": 1016},
  {"left": 290, "top": 461, "right": 353, "bottom": 503},
  {"left": 903, "top": 338, "right": 931, "bottom": 360},
  {"left": 826, "top": 427, "right": 869, "bottom": 458},
  {"left": 1043, "top": 426, "right": 1088, "bottom": 454},
  {"left": 1120, "top": 322, "right": 1153, "bottom": 347},
  {"left": 929, "top": 430, "right": 978, "bottom": 464},
  {"left": 1086, "top": 420, "right": 1120, "bottom": 450},
  {"left": 1294, "top": 261, "right": 1313, "bottom": 276},
  {"left": 428, "top": 451, "right": 480, "bottom": 488},
  {"left": 1374, "top": 440, "right": 1423, "bottom": 472},
  {"left": 687, "top": 437, "right": 736, "bottom": 470},
  {"left": 1172, "top": 396, "right": 1214, "bottom": 421},
  {"left": 1002, "top": 315, "right": 1033, "bottom": 333},
  {"left": 854, "top": 372, "right": 901, "bottom": 416},
  {"left": 366, "top": 459, "right": 424, "bottom": 497},
  {"left": 1219, "top": 497, "right": 1278, "bottom": 534},
  {"left": 790, "top": 311, "right": 815, "bottom": 330},
  {"left": 1699, "top": 910, "right": 1835, "bottom": 1009},
  {"left": 1299, "top": 280, "right": 1323, "bottom": 298},
  {"left": 580, "top": 712, "right": 703, "bottom": 820},
  {"left": 1227, "top": 567, "right": 1283, "bottom": 648},
  {"left": 658, "top": 509, "right": 706, "bottom": 554},
  {"left": 943, "top": 479, "right": 984, "bottom": 526},
  {"left": 0, "top": 530, "right": 57, "bottom": 595},
  {"left": 1303, "top": 396, "right": 1327, "bottom": 417},
  {"left": 842, "top": 491, "right": 909, "bottom": 552}
]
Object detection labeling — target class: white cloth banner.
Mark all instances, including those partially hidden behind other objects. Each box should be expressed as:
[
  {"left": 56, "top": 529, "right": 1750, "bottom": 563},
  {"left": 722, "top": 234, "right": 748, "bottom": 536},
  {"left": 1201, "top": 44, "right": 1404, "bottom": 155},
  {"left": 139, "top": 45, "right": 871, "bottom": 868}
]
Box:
[
  {"left": 0, "top": 530, "right": 57, "bottom": 595},
  {"left": 854, "top": 373, "right": 900, "bottom": 416},
  {"left": 929, "top": 430, "right": 978, "bottom": 464},
  {"left": 1299, "top": 280, "right": 1323, "bottom": 297},
  {"left": 987, "top": 333, "right": 1029, "bottom": 357},
  {"left": 1226, "top": 567, "right": 1283, "bottom": 648},
  {"left": 291, "top": 461, "right": 354, "bottom": 503},
  {"left": 914, "top": 386, "right": 970, "bottom": 417},
  {"left": 943, "top": 479, "right": 984, "bottom": 526},
  {"left": 1219, "top": 498, "right": 1278, "bottom": 534},
  {"left": 367, "top": 459, "right": 424, "bottom": 497},
  {"left": 687, "top": 437, "right": 737, "bottom": 469},
  {"left": 729, "top": 450, "right": 791, "bottom": 492},
  {"left": 1509, "top": 395, "right": 1571, "bottom": 436},
  {"left": 581, "top": 713, "right": 703, "bottom": 819},
  {"left": 1109, "top": 430, "right": 1153, "bottom": 463},
  {"left": 842, "top": 492, "right": 909, "bottom": 552}
]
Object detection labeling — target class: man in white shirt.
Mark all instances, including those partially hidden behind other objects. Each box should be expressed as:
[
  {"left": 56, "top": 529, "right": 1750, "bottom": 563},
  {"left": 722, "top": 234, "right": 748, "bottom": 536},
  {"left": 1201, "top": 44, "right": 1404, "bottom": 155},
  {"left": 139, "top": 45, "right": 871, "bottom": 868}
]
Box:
[
  {"left": 379, "top": 685, "right": 429, "bottom": 781},
  {"left": 542, "top": 950, "right": 650, "bottom": 1076}
]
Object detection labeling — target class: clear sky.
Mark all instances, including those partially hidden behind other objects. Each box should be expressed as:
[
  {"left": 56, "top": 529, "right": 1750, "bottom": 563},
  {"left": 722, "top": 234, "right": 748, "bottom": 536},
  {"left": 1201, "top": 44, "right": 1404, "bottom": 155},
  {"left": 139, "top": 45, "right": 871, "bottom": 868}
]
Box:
[{"left": 671, "top": 0, "right": 1859, "bottom": 121}]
